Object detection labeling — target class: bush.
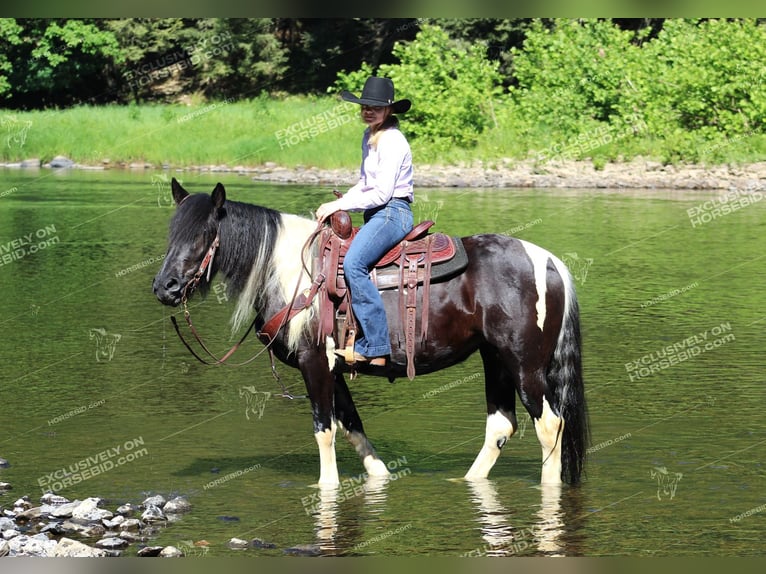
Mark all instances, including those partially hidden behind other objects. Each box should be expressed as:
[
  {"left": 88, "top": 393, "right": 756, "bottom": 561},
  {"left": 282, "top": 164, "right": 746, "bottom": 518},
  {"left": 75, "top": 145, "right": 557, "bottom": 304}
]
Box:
[{"left": 332, "top": 25, "right": 503, "bottom": 155}]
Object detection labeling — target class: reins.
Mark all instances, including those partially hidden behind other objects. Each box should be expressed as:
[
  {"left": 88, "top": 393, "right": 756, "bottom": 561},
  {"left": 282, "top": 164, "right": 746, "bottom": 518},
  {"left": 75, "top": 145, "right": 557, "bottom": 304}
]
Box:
[{"left": 169, "top": 219, "right": 326, "bottom": 394}]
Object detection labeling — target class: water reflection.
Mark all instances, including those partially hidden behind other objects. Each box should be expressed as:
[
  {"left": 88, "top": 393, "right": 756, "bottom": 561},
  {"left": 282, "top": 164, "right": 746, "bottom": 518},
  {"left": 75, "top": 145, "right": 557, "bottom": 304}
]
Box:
[
  {"left": 309, "top": 474, "right": 391, "bottom": 555},
  {"left": 465, "top": 479, "right": 569, "bottom": 556}
]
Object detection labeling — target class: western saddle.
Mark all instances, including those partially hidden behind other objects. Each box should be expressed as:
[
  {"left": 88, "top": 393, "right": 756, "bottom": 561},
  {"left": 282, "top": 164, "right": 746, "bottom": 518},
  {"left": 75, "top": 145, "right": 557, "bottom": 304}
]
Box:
[{"left": 258, "top": 210, "right": 467, "bottom": 380}]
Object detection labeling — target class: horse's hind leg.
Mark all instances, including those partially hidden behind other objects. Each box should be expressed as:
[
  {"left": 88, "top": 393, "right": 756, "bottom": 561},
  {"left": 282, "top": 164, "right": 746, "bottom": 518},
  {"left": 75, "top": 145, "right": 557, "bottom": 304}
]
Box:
[
  {"left": 517, "top": 371, "right": 564, "bottom": 485},
  {"left": 465, "top": 347, "right": 518, "bottom": 480},
  {"left": 333, "top": 372, "right": 389, "bottom": 476}
]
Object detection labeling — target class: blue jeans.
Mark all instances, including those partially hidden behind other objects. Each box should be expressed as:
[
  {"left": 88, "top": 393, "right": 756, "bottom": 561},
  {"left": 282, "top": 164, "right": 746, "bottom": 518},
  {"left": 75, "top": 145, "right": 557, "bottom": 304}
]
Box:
[{"left": 343, "top": 198, "right": 413, "bottom": 357}]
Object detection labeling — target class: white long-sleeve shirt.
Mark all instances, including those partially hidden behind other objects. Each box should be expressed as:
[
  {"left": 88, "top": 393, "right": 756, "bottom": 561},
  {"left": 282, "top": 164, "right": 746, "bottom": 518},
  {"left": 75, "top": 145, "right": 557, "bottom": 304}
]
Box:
[{"left": 334, "top": 127, "right": 414, "bottom": 211}]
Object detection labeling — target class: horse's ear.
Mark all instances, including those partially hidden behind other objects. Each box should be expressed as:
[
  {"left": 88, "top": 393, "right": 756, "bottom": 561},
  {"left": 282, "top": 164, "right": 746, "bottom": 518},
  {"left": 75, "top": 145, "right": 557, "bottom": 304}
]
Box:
[
  {"left": 211, "top": 183, "right": 226, "bottom": 210},
  {"left": 171, "top": 178, "right": 189, "bottom": 205}
]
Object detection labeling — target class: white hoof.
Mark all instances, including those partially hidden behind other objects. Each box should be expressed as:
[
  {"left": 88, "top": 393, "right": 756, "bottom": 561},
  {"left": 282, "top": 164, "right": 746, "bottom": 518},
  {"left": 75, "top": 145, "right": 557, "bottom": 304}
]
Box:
[{"left": 363, "top": 455, "right": 390, "bottom": 477}]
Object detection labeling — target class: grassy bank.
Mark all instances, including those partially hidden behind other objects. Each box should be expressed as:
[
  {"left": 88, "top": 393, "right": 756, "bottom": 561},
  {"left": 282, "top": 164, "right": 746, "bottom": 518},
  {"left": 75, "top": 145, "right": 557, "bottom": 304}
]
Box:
[{"left": 2, "top": 95, "right": 766, "bottom": 170}]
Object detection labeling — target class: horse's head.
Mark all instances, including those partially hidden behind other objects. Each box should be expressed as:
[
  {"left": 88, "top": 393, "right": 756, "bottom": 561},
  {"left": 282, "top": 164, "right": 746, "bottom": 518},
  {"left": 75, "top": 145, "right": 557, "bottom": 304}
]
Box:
[{"left": 153, "top": 178, "right": 226, "bottom": 306}]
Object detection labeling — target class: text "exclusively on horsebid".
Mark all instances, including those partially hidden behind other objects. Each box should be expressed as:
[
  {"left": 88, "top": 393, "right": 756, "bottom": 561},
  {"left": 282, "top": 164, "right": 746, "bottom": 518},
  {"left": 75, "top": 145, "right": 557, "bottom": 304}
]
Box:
[
  {"left": 37, "top": 437, "right": 148, "bottom": 494},
  {"left": 624, "top": 322, "right": 734, "bottom": 382},
  {"left": 0, "top": 224, "right": 59, "bottom": 267}
]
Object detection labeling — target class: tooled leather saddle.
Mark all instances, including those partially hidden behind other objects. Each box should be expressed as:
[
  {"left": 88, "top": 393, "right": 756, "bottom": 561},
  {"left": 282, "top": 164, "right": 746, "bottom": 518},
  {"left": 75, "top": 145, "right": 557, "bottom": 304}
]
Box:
[
  {"left": 316, "top": 210, "right": 468, "bottom": 380},
  {"left": 257, "top": 209, "right": 468, "bottom": 380}
]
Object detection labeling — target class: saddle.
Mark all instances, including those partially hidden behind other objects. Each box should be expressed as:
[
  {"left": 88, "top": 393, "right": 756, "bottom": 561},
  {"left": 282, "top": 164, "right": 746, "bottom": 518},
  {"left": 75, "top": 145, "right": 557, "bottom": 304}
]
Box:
[{"left": 316, "top": 210, "right": 468, "bottom": 380}]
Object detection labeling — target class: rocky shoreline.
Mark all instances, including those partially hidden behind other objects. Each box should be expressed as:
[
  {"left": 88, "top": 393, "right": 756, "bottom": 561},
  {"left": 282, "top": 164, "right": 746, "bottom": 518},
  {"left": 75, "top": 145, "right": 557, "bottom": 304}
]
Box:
[{"left": 3, "top": 156, "right": 766, "bottom": 191}]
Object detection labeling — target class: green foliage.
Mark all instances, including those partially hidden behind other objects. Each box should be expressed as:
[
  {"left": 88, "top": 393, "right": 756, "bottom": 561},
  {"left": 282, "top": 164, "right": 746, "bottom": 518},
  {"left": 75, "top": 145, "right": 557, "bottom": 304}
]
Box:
[
  {"left": 334, "top": 25, "right": 503, "bottom": 155},
  {"left": 501, "top": 18, "right": 766, "bottom": 165},
  {"left": 0, "top": 19, "right": 22, "bottom": 98}
]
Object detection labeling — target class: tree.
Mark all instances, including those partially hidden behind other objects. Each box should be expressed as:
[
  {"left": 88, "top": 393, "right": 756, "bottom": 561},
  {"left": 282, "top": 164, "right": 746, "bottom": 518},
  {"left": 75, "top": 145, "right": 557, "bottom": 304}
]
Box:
[{"left": 6, "top": 19, "right": 123, "bottom": 108}]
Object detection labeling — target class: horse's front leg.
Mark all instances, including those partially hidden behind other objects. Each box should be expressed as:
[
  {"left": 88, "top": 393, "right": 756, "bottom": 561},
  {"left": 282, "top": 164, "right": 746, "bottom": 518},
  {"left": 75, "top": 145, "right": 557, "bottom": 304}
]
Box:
[
  {"left": 299, "top": 349, "right": 340, "bottom": 486},
  {"left": 333, "top": 372, "right": 389, "bottom": 477}
]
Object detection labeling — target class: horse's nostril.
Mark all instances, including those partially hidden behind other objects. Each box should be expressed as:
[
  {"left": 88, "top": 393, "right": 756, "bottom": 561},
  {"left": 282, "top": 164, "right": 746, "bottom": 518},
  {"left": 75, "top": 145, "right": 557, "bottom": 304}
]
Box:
[{"left": 164, "top": 278, "right": 178, "bottom": 290}]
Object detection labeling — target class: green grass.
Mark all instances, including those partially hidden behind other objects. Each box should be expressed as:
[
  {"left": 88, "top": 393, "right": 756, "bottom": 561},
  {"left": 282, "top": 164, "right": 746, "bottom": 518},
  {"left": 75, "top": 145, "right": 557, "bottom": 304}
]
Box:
[{"left": 2, "top": 95, "right": 765, "bottom": 169}]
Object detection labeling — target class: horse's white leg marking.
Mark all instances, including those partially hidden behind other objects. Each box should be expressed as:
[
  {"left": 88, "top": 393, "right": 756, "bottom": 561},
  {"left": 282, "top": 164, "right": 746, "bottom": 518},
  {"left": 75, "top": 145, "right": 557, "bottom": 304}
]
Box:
[
  {"left": 465, "top": 412, "right": 515, "bottom": 480},
  {"left": 534, "top": 397, "right": 564, "bottom": 485},
  {"left": 315, "top": 419, "right": 339, "bottom": 486},
  {"left": 520, "top": 239, "right": 550, "bottom": 332},
  {"left": 325, "top": 335, "right": 338, "bottom": 371},
  {"left": 336, "top": 420, "right": 389, "bottom": 477}
]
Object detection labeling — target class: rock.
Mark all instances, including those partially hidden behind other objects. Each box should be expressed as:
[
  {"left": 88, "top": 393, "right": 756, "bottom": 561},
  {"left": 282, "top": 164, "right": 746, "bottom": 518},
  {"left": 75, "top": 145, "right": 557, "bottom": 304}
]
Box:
[
  {"left": 0, "top": 482, "right": 12, "bottom": 491},
  {"left": 117, "top": 530, "right": 143, "bottom": 543},
  {"left": 119, "top": 518, "right": 143, "bottom": 532},
  {"left": 15, "top": 506, "right": 43, "bottom": 521},
  {"left": 250, "top": 537, "right": 277, "bottom": 549},
  {"left": 163, "top": 496, "right": 191, "bottom": 514},
  {"left": 142, "top": 494, "right": 167, "bottom": 508},
  {"left": 283, "top": 543, "right": 322, "bottom": 556},
  {"left": 13, "top": 496, "right": 31, "bottom": 509},
  {"left": 40, "top": 493, "right": 69, "bottom": 505},
  {"left": 71, "top": 497, "right": 113, "bottom": 522},
  {"left": 20, "top": 158, "right": 41, "bottom": 168},
  {"left": 141, "top": 505, "right": 166, "bottom": 522},
  {"left": 228, "top": 537, "right": 249, "bottom": 549},
  {"left": 52, "top": 537, "right": 107, "bottom": 557},
  {"left": 40, "top": 522, "right": 64, "bottom": 535},
  {"left": 95, "top": 536, "right": 129, "bottom": 550},
  {"left": 49, "top": 155, "right": 74, "bottom": 169},
  {"left": 8, "top": 533, "right": 57, "bottom": 557},
  {"left": 50, "top": 500, "right": 81, "bottom": 518},
  {"left": 159, "top": 545, "right": 183, "bottom": 557},
  {"left": 0, "top": 517, "right": 15, "bottom": 532},
  {"left": 59, "top": 520, "right": 106, "bottom": 539},
  {"left": 115, "top": 503, "right": 137, "bottom": 516},
  {"left": 2, "top": 529, "right": 20, "bottom": 540},
  {"left": 0, "top": 539, "right": 8, "bottom": 557},
  {"left": 137, "top": 545, "right": 164, "bottom": 557},
  {"left": 103, "top": 514, "right": 125, "bottom": 529},
  {"left": 0, "top": 457, "right": 9, "bottom": 468}
]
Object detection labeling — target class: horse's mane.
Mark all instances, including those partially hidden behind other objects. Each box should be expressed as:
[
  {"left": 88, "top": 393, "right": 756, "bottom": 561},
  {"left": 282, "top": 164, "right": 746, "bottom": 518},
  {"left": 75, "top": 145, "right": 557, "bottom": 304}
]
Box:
[{"left": 220, "top": 201, "right": 317, "bottom": 351}]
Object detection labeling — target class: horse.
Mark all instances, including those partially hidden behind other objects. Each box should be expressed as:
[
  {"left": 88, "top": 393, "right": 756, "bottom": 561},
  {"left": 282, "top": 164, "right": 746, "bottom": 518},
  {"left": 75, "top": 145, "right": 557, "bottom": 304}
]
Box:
[{"left": 153, "top": 178, "right": 589, "bottom": 487}]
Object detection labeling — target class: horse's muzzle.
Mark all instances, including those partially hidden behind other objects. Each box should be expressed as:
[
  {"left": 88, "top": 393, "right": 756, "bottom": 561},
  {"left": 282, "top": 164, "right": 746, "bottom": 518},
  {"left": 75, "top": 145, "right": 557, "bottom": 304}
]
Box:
[{"left": 153, "top": 274, "right": 183, "bottom": 306}]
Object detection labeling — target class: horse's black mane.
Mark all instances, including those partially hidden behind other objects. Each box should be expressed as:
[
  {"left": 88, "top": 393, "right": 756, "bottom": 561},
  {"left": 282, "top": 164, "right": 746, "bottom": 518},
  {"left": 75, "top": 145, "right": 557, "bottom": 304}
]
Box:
[{"left": 169, "top": 193, "right": 283, "bottom": 296}]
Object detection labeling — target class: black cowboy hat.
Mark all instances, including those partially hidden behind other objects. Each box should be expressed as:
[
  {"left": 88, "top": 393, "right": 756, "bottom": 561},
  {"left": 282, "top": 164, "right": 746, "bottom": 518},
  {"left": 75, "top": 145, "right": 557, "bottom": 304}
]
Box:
[{"left": 340, "top": 76, "right": 411, "bottom": 114}]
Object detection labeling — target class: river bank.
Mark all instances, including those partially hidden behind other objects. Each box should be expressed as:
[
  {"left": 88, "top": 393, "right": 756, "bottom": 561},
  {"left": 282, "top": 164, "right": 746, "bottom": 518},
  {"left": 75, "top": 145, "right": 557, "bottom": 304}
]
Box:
[{"left": 2, "top": 156, "right": 766, "bottom": 191}]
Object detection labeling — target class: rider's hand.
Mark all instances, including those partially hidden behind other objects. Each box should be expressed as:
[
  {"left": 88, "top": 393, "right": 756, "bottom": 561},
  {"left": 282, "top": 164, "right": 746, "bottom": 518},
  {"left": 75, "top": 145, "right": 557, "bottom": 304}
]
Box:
[{"left": 316, "top": 200, "right": 342, "bottom": 223}]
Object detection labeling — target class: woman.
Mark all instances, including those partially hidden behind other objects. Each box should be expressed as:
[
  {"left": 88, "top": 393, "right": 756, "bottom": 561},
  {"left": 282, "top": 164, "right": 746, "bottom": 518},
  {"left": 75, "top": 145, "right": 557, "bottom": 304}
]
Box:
[{"left": 316, "top": 76, "right": 414, "bottom": 367}]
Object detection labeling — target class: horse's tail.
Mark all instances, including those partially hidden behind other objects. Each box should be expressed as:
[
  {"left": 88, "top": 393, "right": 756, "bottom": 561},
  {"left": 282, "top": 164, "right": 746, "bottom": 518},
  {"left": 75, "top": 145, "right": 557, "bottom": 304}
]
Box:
[{"left": 547, "top": 262, "right": 589, "bottom": 484}]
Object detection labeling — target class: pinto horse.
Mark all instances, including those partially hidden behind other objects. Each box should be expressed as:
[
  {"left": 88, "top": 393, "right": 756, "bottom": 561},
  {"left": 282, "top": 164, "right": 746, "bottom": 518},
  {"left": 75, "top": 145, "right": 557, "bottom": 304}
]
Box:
[{"left": 153, "top": 179, "right": 589, "bottom": 486}]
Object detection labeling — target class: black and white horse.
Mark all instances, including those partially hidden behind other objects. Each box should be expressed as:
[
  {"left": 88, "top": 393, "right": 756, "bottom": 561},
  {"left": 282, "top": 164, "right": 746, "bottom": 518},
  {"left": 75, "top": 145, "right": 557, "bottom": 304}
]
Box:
[{"left": 153, "top": 179, "right": 589, "bottom": 486}]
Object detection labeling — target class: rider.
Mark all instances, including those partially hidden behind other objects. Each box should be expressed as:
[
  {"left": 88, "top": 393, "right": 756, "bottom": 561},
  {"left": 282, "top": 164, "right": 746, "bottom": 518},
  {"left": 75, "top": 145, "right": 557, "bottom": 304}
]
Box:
[{"left": 315, "top": 76, "right": 414, "bottom": 367}]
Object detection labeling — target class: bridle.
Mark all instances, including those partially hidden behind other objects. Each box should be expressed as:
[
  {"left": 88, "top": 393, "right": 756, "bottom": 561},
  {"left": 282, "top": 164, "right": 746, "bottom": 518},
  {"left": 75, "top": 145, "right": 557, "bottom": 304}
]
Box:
[{"left": 168, "top": 221, "right": 326, "bottom": 398}]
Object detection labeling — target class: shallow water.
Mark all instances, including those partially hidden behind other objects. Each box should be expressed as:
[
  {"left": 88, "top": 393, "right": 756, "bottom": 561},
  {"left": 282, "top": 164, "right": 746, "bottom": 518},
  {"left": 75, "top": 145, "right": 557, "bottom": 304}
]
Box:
[{"left": 0, "top": 169, "right": 764, "bottom": 556}]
